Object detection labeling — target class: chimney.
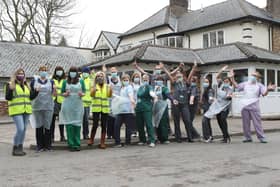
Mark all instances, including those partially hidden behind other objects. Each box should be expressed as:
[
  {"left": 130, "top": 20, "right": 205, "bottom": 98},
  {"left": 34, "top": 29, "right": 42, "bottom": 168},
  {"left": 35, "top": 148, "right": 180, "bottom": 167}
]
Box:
[
  {"left": 266, "top": 0, "right": 280, "bottom": 18},
  {"left": 170, "top": 0, "right": 189, "bottom": 17}
]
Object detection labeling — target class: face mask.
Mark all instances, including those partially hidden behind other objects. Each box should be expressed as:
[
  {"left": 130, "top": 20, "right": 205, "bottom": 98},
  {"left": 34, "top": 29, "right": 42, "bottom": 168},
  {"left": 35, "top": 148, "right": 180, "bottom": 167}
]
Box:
[
  {"left": 155, "top": 80, "right": 163, "bottom": 86},
  {"left": 40, "top": 71, "right": 47, "bottom": 78},
  {"left": 69, "top": 72, "right": 77, "bottom": 78},
  {"left": 96, "top": 77, "right": 104, "bottom": 84},
  {"left": 177, "top": 77, "right": 183, "bottom": 82},
  {"left": 191, "top": 82, "right": 197, "bottom": 87},
  {"left": 248, "top": 76, "right": 257, "bottom": 83},
  {"left": 123, "top": 81, "right": 129, "bottom": 86},
  {"left": 56, "top": 70, "right": 63, "bottom": 77},
  {"left": 203, "top": 83, "right": 209, "bottom": 88},
  {"left": 155, "top": 69, "right": 161, "bottom": 75},
  {"left": 143, "top": 80, "right": 149, "bottom": 86},
  {"left": 83, "top": 72, "right": 89, "bottom": 78},
  {"left": 16, "top": 75, "right": 25, "bottom": 81},
  {"left": 134, "top": 78, "right": 140, "bottom": 83},
  {"left": 223, "top": 83, "right": 230, "bottom": 88},
  {"left": 111, "top": 72, "right": 118, "bottom": 78}
]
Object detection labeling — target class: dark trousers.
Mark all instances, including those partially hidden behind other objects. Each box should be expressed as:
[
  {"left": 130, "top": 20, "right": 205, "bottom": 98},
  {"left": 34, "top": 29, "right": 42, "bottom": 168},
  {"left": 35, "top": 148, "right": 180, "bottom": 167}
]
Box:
[
  {"left": 50, "top": 114, "right": 64, "bottom": 140},
  {"left": 107, "top": 115, "right": 115, "bottom": 138},
  {"left": 36, "top": 127, "right": 51, "bottom": 149},
  {"left": 189, "top": 103, "right": 200, "bottom": 138},
  {"left": 114, "top": 113, "right": 133, "bottom": 144},
  {"left": 216, "top": 110, "right": 230, "bottom": 139},
  {"left": 157, "top": 107, "right": 169, "bottom": 142},
  {"left": 172, "top": 104, "right": 193, "bottom": 141},
  {"left": 82, "top": 107, "right": 90, "bottom": 138},
  {"left": 130, "top": 115, "right": 137, "bottom": 134},
  {"left": 91, "top": 112, "right": 108, "bottom": 134},
  {"left": 202, "top": 116, "right": 212, "bottom": 140}
]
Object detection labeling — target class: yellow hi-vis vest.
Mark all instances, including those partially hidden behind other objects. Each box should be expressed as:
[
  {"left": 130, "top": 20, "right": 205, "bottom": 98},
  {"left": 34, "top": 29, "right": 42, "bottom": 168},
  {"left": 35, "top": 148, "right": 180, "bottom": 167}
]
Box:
[
  {"left": 82, "top": 78, "right": 92, "bottom": 107},
  {"left": 53, "top": 79, "right": 64, "bottom": 104},
  {"left": 8, "top": 84, "right": 32, "bottom": 116},
  {"left": 92, "top": 84, "right": 110, "bottom": 113}
]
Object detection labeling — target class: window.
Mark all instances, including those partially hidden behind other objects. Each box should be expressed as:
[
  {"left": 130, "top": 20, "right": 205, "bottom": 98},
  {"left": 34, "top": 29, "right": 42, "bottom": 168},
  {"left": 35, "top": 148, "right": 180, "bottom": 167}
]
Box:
[
  {"left": 218, "top": 31, "right": 224, "bottom": 45},
  {"left": 169, "top": 37, "right": 176, "bottom": 47},
  {"left": 267, "top": 69, "right": 275, "bottom": 85},
  {"left": 104, "top": 51, "right": 108, "bottom": 56},
  {"left": 176, "top": 36, "right": 183, "bottom": 48},
  {"left": 210, "top": 32, "right": 217, "bottom": 47},
  {"left": 140, "top": 39, "right": 154, "bottom": 45},
  {"left": 203, "top": 34, "right": 209, "bottom": 48},
  {"left": 203, "top": 30, "right": 224, "bottom": 48},
  {"left": 256, "top": 69, "right": 265, "bottom": 84},
  {"left": 234, "top": 69, "right": 248, "bottom": 83}
]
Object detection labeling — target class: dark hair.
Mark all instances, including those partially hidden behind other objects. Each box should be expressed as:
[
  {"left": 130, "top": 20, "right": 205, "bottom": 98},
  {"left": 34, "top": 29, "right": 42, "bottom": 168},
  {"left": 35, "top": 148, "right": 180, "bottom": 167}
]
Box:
[
  {"left": 67, "top": 66, "right": 79, "bottom": 84},
  {"left": 52, "top": 66, "right": 65, "bottom": 80},
  {"left": 203, "top": 77, "right": 212, "bottom": 98},
  {"left": 155, "top": 75, "right": 164, "bottom": 81}
]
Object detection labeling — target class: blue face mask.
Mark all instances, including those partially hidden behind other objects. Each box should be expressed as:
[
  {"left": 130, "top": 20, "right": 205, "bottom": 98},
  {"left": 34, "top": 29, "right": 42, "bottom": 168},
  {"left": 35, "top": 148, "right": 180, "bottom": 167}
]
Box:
[
  {"left": 69, "top": 72, "right": 77, "bottom": 78},
  {"left": 40, "top": 71, "right": 48, "bottom": 78},
  {"left": 56, "top": 70, "right": 63, "bottom": 77},
  {"left": 83, "top": 72, "right": 89, "bottom": 78},
  {"left": 191, "top": 82, "right": 197, "bottom": 87},
  {"left": 111, "top": 72, "right": 118, "bottom": 78},
  {"left": 203, "top": 83, "right": 209, "bottom": 88},
  {"left": 155, "top": 80, "right": 163, "bottom": 86},
  {"left": 134, "top": 78, "right": 140, "bottom": 83},
  {"left": 223, "top": 83, "right": 230, "bottom": 88},
  {"left": 143, "top": 80, "right": 149, "bottom": 86},
  {"left": 155, "top": 69, "right": 161, "bottom": 75},
  {"left": 122, "top": 81, "right": 129, "bottom": 86},
  {"left": 248, "top": 76, "right": 257, "bottom": 83}
]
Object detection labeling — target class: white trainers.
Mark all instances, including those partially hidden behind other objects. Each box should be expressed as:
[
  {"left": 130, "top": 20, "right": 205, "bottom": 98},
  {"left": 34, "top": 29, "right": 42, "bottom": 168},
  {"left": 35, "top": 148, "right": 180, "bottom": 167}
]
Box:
[
  {"left": 163, "top": 141, "right": 170, "bottom": 144},
  {"left": 148, "top": 143, "right": 155, "bottom": 148},
  {"left": 138, "top": 142, "right": 145, "bottom": 146}
]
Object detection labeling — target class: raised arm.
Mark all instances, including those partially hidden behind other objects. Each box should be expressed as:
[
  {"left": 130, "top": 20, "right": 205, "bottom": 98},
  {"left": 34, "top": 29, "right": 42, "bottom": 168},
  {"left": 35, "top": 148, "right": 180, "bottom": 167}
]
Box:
[
  {"left": 229, "top": 69, "right": 238, "bottom": 88},
  {"left": 170, "top": 62, "right": 185, "bottom": 76},
  {"left": 133, "top": 60, "right": 147, "bottom": 75},
  {"left": 187, "top": 61, "right": 197, "bottom": 83},
  {"left": 216, "top": 65, "right": 228, "bottom": 80},
  {"left": 161, "top": 62, "right": 175, "bottom": 83}
]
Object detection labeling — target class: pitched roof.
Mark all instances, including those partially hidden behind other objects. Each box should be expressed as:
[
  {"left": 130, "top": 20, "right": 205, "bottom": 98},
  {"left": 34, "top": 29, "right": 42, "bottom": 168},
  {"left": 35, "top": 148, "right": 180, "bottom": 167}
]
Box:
[
  {"left": 0, "top": 41, "right": 89, "bottom": 78},
  {"left": 120, "top": 0, "right": 280, "bottom": 38},
  {"left": 177, "top": 0, "right": 280, "bottom": 33},
  {"left": 90, "top": 42, "right": 280, "bottom": 68},
  {"left": 102, "top": 31, "right": 121, "bottom": 50},
  {"left": 120, "top": 6, "right": 177, "bottom": 38}
]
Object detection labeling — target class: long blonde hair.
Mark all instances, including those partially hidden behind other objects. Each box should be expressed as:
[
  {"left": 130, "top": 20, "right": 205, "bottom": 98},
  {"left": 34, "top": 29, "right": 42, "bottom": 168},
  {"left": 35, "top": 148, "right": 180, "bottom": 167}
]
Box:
[{"left": 9, "top": 68, "right": 28, "bottom": 90}]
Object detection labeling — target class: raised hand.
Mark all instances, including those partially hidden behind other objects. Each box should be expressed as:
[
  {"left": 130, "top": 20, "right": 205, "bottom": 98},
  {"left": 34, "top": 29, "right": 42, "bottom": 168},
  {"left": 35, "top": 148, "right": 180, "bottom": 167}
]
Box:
[
  {"left": 229, "top": 69, "right": 235, "bottom": 78},
  {"left": 158, "top": 62, "right": 164, "bottom": 69},
  {"left": 102, "top": 64, "right": 107, "bottom": 72},
  {"left": 267, "top": 84, "right": 276, "bottom": 91},
  {"left": 173, "top": 99, "right": 179, "bottom": 105},
  {"left": 179, "top": 62, "right": 185, "bottom": 68},
  {"left": 221, "top": 65, "right": 228, "bottom": 71}
]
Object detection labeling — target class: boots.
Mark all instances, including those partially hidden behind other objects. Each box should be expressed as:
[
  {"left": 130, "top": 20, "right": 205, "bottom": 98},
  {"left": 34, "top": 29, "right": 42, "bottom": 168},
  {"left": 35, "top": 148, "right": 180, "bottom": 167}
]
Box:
[
  {"left": 18, "top": 144, "right": 26, "bottom": 155},
  {"left": 12, "top": 145, "right": 25, "bottom": 156},
  {"left": 99, "top": 132, "right": 106, "bottom": 149},
  {"left": 88, "top": 129, "right": 97, "bottom": 146}
]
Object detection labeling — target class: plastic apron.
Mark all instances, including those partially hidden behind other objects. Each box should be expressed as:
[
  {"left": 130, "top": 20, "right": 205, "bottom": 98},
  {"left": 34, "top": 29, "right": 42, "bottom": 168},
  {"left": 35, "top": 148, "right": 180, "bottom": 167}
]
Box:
[
  {"left": 240, "top": 83, "right": 260, "bottom": 110},
  {"left": 204, "top": 87, "right": 231, "bottom": 119},
  {"left": 31, "top": 78, "right": 54, "bottom": 129},
  {"left": 59, "top": 83, "right": 84, "bottom": 126},
  {"left": 152, "top": 86, "right": 168, "bottom": 128}
]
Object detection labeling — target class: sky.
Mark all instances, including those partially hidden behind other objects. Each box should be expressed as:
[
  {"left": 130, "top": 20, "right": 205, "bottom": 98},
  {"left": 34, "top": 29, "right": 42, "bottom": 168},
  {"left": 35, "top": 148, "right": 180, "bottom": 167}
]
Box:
[{"left": 68, "top": 0, "right": 267, "bottom": 48}]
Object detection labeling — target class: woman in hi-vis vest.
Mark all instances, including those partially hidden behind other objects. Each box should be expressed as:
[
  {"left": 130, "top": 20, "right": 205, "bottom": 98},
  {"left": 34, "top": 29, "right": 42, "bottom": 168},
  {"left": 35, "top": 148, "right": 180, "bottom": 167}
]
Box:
[
  {"left": 88, "top": 71, "right": 112, "bottom": 149},
  {"left": 5, "top": 68, "right": 32, "bottom": 156}
]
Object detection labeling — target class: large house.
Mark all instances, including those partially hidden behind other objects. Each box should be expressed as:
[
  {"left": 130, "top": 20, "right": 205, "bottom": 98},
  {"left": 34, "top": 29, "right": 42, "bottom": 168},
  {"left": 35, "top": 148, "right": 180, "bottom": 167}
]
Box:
[{"left": 90, "top": 0, "right": 280, "bottom": 117}]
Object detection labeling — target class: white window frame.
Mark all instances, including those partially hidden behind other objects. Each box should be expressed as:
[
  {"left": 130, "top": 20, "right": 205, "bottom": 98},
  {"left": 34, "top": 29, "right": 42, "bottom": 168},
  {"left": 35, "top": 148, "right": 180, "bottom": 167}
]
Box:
[{"left": 202, "top": 30, "right": 224, "bottom": 48}]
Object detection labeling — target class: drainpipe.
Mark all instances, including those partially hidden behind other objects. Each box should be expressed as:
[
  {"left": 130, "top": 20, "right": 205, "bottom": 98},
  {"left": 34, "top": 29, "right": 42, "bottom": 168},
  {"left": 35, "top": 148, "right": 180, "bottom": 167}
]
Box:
[
  {"left": 269, "top": 25, "right": 273, "bottom": 51},
  {"left": 152, "top": 32, "right": 156, "bottom": 45},
  {"left": 186, "top": 34, "right": 191, "bottom": 48}
]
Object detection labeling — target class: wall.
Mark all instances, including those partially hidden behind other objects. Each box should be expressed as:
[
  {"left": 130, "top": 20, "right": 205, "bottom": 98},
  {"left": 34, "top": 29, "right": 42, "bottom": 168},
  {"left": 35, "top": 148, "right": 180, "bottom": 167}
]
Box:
[{"left": 187, "top": 21, "right": 270, "bottom": 50}]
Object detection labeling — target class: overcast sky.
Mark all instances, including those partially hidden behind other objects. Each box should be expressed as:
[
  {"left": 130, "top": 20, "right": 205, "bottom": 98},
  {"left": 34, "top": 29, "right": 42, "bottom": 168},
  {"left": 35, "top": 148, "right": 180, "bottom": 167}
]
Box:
[{"left": 68, "top": 0, "right": 267, "bottom": 48}]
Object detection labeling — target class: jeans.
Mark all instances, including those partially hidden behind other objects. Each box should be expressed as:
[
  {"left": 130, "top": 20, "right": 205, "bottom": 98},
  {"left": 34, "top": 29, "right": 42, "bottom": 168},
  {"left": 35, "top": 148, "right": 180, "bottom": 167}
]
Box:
[
  {"left": 82, "top": 107, "right": 90, "bottom": 138},
  {"left": 12, "top": 114, "right": 30, "bottom": 146}
]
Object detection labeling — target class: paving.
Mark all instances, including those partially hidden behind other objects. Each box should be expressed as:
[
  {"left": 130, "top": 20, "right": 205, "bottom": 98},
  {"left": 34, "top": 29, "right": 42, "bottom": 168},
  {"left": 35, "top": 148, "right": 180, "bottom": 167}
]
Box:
[{"left": 0, "top": 115, "right": 279, "bottom": 150}]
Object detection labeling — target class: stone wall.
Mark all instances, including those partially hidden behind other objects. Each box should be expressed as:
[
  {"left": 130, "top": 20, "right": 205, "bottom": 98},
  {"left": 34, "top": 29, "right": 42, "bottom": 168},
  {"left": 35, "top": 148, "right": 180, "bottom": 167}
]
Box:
[
  {"left": 272, "top": 26, "right": 280, "bottom": 53},
  {"left": 0, "top": 100, "right": 8, "bottom": 116}
]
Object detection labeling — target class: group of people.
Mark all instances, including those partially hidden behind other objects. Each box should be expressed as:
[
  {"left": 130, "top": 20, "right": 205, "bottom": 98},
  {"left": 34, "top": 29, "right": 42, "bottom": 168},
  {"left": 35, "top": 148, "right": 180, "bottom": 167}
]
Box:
[{"left": 5, "top": 61, "right": 275, "bottom": 156}]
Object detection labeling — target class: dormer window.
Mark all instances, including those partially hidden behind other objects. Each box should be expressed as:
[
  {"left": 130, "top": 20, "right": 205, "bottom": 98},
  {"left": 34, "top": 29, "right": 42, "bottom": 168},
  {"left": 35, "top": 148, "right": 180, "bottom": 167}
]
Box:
[{"left": 203, "top": 30, "right": 224, "bottom": 48}]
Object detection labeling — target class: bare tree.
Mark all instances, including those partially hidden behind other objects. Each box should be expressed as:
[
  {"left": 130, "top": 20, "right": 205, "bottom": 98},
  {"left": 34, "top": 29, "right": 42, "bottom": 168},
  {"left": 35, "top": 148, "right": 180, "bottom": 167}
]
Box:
[
  {"left": 28, "top": 0, "right": 76, "bottom": 45},
  {"left": 0, "top": 0, "right": 38, "bottom": 42}
]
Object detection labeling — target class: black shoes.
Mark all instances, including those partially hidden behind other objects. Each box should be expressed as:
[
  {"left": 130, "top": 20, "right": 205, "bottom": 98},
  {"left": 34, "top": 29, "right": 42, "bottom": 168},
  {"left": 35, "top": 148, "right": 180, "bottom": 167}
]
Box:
[
  {"left": 242, "top": 139, "right": 253, "bottom": 143},
  {"left": 220, "top": 137, "right": 231, "bottom": 143},
  {"left": 12, "top": 145, "right": 26, "bottom": 156}
]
